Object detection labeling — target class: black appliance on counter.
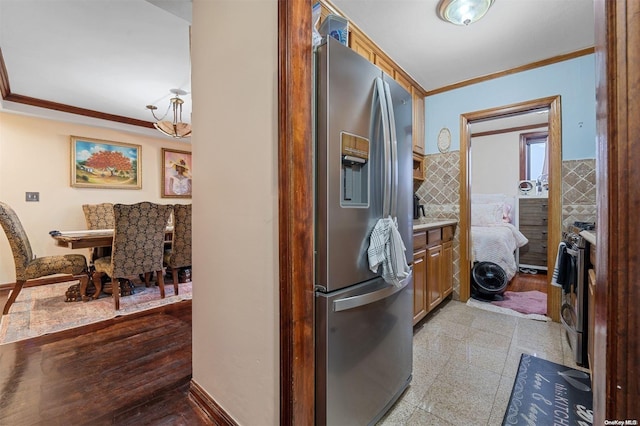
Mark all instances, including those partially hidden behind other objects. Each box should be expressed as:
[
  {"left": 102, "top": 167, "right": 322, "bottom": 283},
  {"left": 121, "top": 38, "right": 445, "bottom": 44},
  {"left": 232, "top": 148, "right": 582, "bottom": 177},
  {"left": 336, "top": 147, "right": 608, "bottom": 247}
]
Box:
[
  {"left": 413, "top": 195, "right": 425, "bottom": 220},
  {"left": 559, "top": 221, "right": 594, "bottom": 367}
]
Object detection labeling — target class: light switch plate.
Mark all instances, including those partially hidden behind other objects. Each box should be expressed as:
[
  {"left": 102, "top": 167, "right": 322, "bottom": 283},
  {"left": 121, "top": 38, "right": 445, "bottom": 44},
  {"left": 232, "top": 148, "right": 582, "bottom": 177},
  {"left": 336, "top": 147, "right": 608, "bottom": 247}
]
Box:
[{"left": 26, "top": 192, "right": 39, "bottom": 202}]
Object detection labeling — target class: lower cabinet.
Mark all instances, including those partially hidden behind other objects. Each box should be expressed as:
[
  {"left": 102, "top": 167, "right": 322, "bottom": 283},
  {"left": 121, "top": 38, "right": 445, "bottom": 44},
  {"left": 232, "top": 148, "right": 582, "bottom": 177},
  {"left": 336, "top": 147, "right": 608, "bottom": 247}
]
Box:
[
  {"left": 426, "top": 245, "right": 443, "bottom": 312},
  {"left": 412, "top": 224, "right": 455, "bottom": 325},
  {"left": 413, "top": 248, "right": 427, "bottom": 323}
]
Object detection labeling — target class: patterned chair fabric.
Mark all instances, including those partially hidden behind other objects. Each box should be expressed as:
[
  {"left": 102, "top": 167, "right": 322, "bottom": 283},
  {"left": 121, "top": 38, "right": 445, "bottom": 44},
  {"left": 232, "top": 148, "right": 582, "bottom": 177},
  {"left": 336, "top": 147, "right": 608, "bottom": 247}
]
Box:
[
  {"left": 164, "top": 204, "right": 192, "bottom": 289},
  {"left": 82, "top": 203, "right": 115, "bottom": 262},
  {"left": 0, "top": 201, "right": 88, "bottom": 315},
  {"left": 82, "top": 203, "right": 115, "bottom": 230},
  {"left": 92, "top": 202, "right": 173, "bottom": 310}
]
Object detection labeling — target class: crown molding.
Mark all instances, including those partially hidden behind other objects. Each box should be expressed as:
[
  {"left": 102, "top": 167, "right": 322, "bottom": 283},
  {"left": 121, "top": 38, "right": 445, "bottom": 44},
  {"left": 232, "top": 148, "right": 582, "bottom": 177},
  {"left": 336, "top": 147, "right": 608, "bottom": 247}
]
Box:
[
  {"left": 426, "top": 47, "right": 596, "bottom": 96},
  {"left": 0, "top": 47, "right": 154, "bottom": 129}
]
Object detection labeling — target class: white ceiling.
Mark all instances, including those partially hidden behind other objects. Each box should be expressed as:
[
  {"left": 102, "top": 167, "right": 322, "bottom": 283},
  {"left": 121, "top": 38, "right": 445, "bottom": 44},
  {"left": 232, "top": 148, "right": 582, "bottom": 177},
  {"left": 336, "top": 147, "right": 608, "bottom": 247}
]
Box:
[
  {"left": 0, "top": 0, "right": 192, "bottom": 137},
  {"left": 332, "top": 0, "right": 595, "bottom": 92},
  {"left": 0, "top": 0, "right": 594, "bottom": 135}
]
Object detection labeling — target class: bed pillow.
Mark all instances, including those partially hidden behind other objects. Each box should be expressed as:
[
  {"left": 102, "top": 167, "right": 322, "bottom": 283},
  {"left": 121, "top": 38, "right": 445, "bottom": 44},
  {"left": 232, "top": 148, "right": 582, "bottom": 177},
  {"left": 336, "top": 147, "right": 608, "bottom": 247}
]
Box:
[
  {"left": 472, "top": 203, "right": 504, "bottom": 226},
  {"left": 502, "top": 203, "right": 513, "bottom": 223}
]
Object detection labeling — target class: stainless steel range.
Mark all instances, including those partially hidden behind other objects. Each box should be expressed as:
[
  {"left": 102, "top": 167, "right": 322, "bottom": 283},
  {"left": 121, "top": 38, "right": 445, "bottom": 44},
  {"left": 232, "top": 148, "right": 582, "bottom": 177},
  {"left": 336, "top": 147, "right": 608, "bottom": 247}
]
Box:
[{"left": 559, "top": 222, "right": 594, "bottom": 367}]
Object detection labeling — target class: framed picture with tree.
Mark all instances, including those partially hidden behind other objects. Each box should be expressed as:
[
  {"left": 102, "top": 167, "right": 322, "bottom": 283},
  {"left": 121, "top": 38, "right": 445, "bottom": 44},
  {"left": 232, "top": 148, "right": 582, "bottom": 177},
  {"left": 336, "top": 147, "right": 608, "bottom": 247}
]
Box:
[{"left": 71, "top": 136, "right": 142, "bottom": 189}]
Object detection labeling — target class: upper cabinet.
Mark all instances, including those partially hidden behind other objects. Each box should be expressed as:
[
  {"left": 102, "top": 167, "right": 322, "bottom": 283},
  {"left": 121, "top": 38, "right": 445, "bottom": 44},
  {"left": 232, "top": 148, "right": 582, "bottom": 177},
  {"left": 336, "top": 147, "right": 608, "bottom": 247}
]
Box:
[
  {"left": 374, "top": 54, "right": 395, "bottom": 77},
  {"left": 350, "top": 32, "right": 375, "bottom": 62},
  {"left": 318, "top": 1, "right": 427, "bottom": 161},
  {"left": 412, "top": 89, "right": 425, "bottom": 155}
]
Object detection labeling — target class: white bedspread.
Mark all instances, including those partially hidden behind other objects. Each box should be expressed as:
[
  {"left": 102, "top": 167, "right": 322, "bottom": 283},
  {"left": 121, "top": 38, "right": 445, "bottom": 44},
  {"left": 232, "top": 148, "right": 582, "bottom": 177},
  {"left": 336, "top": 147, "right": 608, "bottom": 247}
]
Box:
[{"left": 471, "top": 223, "right": 529, "bottom": 280}]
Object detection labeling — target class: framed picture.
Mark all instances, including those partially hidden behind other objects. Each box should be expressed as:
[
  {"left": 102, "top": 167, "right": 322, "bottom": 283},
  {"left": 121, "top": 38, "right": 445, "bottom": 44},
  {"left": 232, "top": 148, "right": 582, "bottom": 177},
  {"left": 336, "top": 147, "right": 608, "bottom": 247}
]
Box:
[
  {"left": 161, "top": 148, "right": 192, "bottom": 198},
  {"left": 71, "top": 136, "right": 142, "bottom": 189}
]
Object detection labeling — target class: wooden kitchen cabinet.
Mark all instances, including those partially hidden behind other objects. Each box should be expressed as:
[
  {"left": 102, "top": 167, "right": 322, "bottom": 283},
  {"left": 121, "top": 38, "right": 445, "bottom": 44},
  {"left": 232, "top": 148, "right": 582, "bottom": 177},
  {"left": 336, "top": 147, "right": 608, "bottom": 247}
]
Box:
[
  {"left": 413, "top": 248, "right": 428, "bottom": 324},
  {"left": 349, "top": 32, "right": 375, "bottom": 62},
  {"left": 413, "top": 153, "right": 425, "bottom": 181},
  {"left": 442, "top": 240, "right": 453, "bottom": 297},
  {"left": 412, "top": 88, "right": 425, "bottom": 155},
  {"left": 426, "top": 244, "right": 443, "bottom": 311},
  {"left": 394, "top": 71, "right": 413, "bottom": 95},
  {"left": 374, "top": 54, "right": 395, "bottom": 77},
  {"left": 412, "top": 224, "right": 455, "bottom": 325}
]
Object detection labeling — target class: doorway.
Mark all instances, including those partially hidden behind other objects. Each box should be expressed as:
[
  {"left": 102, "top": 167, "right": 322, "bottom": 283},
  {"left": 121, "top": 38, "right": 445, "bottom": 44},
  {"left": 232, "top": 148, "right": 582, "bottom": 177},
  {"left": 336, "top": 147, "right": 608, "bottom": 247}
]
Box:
[{"left": 458, "top": 96, "right": 563, "bottom": 322}]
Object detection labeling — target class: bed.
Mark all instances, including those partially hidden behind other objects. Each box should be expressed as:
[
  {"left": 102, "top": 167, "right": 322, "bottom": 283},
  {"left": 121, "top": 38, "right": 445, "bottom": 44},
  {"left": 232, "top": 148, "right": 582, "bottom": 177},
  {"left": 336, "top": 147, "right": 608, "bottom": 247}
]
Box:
[{"left": 471, "top": 194, "right": 529, "bottom": 281}]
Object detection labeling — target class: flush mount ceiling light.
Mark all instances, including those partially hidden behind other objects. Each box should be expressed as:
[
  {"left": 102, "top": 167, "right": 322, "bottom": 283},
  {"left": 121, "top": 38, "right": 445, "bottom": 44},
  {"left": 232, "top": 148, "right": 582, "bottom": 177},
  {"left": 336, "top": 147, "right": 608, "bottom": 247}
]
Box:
[
  {"left": 146, "top": 89, "right": 192, "bottom": 139},
  {"left": 437, "top": 0, "right": 495, "bottom": 26}
]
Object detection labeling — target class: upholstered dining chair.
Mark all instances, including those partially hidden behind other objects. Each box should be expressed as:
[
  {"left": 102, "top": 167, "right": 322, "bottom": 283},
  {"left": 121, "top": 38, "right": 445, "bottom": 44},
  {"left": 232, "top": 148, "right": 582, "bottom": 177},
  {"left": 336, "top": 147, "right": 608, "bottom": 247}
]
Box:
[
  {"left": 164, "top": 203, "right": 192, "bottom": 294},
  {"left": 0, "top": 201, "right": 89, "bottom": 315},
  {"left": 82, "top": 202, "right": 115, "bottom": 230},
  {"left": 82, "top": 203, "right": 115, "bottom": 263},
  {"left": 91, "top": 202, "right": 173, "bottom": 310}
]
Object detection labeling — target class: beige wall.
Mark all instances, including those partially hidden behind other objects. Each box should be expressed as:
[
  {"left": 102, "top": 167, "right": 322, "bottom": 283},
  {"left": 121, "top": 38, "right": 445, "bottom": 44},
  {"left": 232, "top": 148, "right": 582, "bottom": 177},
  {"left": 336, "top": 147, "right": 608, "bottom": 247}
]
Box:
[
  {"left": 0, "top": 111, "right": 190, "bottom": 284},
  {"left": 190, "top": 0, "right": 279, "bottom": 424},
  {"left": 470, "top": 131, "right": 522, "bottom": 198}
]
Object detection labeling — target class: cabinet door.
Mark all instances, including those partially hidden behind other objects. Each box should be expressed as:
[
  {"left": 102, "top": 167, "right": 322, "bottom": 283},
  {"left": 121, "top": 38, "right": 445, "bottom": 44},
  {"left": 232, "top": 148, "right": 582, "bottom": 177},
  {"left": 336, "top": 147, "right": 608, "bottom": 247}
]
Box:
[
  {"left": 374, "top": 54, "right": 395, "bottom": 77},
  {"left": 426, "top": 245, "right": 443, "bottom": 311},
  {"left": 413, "top": 249, "right": 428, "bottom": 325},
  {"left": 412, "top": 88, "right": 425, "bottom": 155},
  {"left": 394, "top": 72, "right": 413, "bottom": 95},
  {"left": 441, "top": 241, "right": 453, "bottom": 298},
  {"left": 350, "top": 33, "right": 374, "bottom": 62}
]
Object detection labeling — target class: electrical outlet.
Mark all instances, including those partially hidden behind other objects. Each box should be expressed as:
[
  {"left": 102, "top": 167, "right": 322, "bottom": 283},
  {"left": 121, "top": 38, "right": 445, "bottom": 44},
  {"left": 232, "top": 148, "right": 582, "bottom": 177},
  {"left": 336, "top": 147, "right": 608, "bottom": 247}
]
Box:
[{"left": 26, "top": 192, "right": 39, "bottom": 202}]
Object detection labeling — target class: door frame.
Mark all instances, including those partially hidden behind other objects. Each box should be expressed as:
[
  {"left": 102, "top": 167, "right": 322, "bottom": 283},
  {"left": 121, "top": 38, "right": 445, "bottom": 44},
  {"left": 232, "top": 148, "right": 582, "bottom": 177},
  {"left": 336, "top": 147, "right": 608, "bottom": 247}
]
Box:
[
  {"left": 280, "top": 0, "right": 640, "bottom": 422},
  {"left": 458, "top": 96, "right": 563, "bottom": 322}
]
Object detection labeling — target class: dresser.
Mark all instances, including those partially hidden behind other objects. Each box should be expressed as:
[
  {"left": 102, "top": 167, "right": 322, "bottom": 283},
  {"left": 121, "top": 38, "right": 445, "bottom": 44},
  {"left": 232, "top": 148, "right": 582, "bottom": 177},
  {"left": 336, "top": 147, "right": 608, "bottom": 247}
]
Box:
[{"left": 517, "top": 197, "right": 548, "bottom": 270}]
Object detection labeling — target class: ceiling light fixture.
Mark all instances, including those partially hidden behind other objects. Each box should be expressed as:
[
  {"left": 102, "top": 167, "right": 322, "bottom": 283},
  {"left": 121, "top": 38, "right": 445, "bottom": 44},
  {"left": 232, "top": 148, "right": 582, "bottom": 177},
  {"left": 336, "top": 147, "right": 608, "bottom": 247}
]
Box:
[
  {"left": 146, "top": 89, "right": 192, "bottom": 139},
  {"left": 437, "top": 0, "right": 494, "bottom": 26}
]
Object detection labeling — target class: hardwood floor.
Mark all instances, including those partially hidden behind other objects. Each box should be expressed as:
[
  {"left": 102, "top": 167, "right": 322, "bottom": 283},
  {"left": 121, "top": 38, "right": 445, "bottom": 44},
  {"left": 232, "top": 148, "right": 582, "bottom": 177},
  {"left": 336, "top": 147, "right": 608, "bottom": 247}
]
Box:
[
  {"left": 507, "top": 271, "right": 548, "bottom": 293},
  {"left": 0, "top": 298, "right": 211, "bottom": 425}
]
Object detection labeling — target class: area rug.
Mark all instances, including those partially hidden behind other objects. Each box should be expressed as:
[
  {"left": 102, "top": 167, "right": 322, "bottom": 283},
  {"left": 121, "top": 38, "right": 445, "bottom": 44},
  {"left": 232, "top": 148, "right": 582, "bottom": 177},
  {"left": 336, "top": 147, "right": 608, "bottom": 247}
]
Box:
[
  {"left": 0, "top": 279, "right": 192, "bottom": 344},
  {"left": 503, "top": 354, "right": 592, "bottom": 425},
  {"left": 466, "top": 297, "right": 550, "bottom": 321},
  {"left": 491, "top": 290, "right": 547, "bottom": 315}
]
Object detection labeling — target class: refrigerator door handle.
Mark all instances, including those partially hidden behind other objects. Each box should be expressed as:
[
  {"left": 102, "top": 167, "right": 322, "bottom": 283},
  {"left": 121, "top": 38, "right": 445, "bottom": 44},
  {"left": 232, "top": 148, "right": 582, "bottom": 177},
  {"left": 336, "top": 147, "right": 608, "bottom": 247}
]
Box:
[
  {"left": 375, "top": 77, "right": 392, "bottom": 217},
  {"left": 333, "top": 274, "right": 412, "bottom": 312},
  {"left": 383, "top": 80, "right": 398, "bottom": 218}
]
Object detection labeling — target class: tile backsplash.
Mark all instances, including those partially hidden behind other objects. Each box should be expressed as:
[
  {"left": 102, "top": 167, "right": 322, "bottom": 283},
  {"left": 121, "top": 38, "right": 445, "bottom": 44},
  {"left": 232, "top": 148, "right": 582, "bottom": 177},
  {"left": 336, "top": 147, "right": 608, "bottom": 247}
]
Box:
[{"left": 562, "top": 158, "right": 596, "bottom": 229}]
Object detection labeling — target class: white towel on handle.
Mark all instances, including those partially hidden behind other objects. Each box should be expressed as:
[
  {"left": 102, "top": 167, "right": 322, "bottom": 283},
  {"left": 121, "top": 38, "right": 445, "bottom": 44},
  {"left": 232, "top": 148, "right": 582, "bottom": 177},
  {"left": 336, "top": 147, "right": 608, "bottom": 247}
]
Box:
[
  {"left": 551, "top": 242, "right": 566, "bottom": 287},
  {"left": 367, "top": 216, "right": 410, "bottom": 287}
]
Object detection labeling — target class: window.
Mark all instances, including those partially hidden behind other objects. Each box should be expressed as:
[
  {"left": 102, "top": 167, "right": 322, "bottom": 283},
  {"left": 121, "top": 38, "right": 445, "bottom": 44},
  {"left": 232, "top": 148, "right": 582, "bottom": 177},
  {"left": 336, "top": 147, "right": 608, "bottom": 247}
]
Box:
[{"left": 520, "top": 131, "right": 548, "bottom": 182}]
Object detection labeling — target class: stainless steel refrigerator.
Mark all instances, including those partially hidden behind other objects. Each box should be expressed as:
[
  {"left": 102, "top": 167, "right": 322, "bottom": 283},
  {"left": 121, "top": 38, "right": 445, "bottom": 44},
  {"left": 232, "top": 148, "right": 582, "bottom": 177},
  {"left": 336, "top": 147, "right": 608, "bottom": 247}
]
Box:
[{"left": 315, "top": 37, "right": 413, "bottom": 426}]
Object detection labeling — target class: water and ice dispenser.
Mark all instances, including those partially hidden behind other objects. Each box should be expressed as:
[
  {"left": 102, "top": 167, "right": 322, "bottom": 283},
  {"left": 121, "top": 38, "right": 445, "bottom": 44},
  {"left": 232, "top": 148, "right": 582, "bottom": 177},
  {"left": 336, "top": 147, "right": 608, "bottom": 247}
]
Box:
[{"left": 340, "top": 132, "right": 369, "bottom": 207}]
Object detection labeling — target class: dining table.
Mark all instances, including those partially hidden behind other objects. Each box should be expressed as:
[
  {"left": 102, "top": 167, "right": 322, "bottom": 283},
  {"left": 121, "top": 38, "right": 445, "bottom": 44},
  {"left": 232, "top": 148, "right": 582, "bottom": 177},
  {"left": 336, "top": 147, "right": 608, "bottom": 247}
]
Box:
[
  {"left": 50, "top": 227, "right": 174, "bottom": 249},
  {"left": 50, "top": 228, "right": 174, "bottom": 301}
]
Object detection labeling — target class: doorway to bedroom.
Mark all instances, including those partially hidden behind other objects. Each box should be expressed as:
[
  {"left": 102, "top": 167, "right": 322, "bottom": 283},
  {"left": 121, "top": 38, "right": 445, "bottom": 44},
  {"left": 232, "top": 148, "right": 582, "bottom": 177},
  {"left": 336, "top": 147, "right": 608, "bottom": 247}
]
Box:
[{"left": 459, "top": 96, "right": 562, "bottom": 321}]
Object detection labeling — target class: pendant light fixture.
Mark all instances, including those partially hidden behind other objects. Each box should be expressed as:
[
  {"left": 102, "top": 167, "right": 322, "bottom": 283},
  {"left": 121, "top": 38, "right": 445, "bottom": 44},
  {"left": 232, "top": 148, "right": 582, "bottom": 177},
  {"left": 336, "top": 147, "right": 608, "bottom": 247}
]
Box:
[
  {"left": 146, "top": 89, "right": 192, "bottom": 139},
  {"left": 437, "top": 0, "right": 495, "bottom": 26}
]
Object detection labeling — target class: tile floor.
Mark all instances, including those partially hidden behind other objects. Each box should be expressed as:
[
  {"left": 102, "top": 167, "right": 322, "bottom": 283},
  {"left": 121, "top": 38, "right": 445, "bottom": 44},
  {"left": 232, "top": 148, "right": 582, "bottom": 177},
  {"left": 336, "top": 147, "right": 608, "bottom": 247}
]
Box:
[{"left": 377, "top": 299, "right": 586, "bottom": 426}]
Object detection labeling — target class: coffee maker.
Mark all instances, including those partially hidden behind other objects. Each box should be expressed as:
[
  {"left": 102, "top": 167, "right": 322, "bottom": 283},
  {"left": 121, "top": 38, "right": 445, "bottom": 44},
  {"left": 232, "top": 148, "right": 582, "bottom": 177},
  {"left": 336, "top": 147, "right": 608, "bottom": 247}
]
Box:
[{"left": 413, "top": 194, "right": 425, "bottom": 220}]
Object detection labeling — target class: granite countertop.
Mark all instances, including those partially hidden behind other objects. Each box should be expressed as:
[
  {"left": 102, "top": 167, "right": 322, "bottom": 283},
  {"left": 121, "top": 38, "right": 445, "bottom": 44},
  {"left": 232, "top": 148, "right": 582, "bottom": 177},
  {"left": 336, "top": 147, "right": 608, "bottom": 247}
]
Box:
[
  {"left": 580, "top": 230, "right": 596, "bottom": 245},
  {"left": 413, "top": 218, "right": 458, "bottom": 231}
]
